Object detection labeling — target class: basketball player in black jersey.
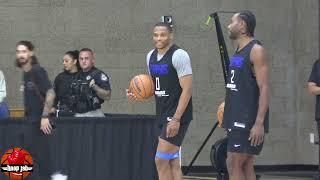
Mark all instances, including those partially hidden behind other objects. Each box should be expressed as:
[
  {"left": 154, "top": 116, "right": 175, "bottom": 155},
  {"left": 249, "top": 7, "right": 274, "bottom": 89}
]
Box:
[
  {"left": 221, "top": 11, "right": 269, "bottom": 180},
  {"left": 127, "top": 22, "right": 193, "bottom": 180}
]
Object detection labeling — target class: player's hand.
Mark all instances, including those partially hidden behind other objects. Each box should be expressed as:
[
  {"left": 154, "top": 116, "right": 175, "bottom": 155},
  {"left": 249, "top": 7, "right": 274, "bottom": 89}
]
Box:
[
  {"left": 40, "top": 117, "right": 52, "bottom": 135},
  {"left": 249, "top": 123, "right": 264, "bottom": 146},
  {"left": 166, "top": 119, "right": 180, "bottom": 138},
  {"left": 126, "top": 89, "right": 139, "bottom": 103},
  {"left": 89, "top": 79, "right": 96, "bottom": 87}
]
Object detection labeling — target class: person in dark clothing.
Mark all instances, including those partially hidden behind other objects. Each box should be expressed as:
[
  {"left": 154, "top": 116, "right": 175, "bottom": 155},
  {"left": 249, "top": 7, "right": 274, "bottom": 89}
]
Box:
[
  {"left": 308, "top": 59, "right": 320, "bottom": 124},
  {"left": 53, "top": 50, "right": 80, "bottom": 117},
  {"left": 16, "top": 40, "right": 56, "bottom": 179},
  {"left": 307, "top": 58, "right": 320, "bottom": 178},
  {"left": 127, "top": 22, "right": 193, "bottom": 180},
  {"left": 74, "top": 48, "right": 111, "bottom": 117},
  {"left": 16, "top": 40, "right": 55, "bottom": 133},
  {"left": 221, "top": 11, "right": 270, "bottom": 180}
]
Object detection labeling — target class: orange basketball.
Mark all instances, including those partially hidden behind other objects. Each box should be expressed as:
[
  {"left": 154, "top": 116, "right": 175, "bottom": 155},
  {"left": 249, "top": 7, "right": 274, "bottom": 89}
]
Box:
[
  {"left": 129, "top": 74, "right": 154, "bottom": 100},
  {"left": 1, "top": 147, "right": 33, "bottom": 180},
  {"left": 217, "top": 101, "right": 225, "bottom": 128}
]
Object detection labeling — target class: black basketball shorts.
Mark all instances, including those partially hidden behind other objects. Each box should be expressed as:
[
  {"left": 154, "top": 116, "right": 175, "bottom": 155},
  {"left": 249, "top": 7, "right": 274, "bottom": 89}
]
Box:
[{"left": 227, "top": 129, "right": 264, "bottom": 155}]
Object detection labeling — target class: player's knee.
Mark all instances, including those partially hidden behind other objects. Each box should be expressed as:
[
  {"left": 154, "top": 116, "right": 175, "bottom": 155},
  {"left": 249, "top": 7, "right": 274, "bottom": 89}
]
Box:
[
  {"left": 226, "top": 154, "right": 245, "bottom": 173},
  {"left": 155, "top": 151, "right": 180, "bottom": 168},
  {"left": 243, "top": 156, "right": 255, "bottom": 171},
  {"left": 169, "top": 159, "right": 181, "bottom": 171},
  {"left": 226, "top": 156, "right": 234, "bottom": 174},
  {"left": 155, "top": 157, "right": 169, "bottom": 168}
]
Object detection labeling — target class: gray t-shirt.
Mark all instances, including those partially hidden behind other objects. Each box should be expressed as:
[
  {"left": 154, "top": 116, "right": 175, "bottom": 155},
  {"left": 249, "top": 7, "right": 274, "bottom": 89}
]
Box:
[{"left": 146, "top": 48, "right": 192, "bottom": 77}]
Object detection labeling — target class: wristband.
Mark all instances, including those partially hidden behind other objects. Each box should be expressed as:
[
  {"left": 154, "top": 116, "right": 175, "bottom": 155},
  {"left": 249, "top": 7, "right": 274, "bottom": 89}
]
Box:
[
  {"left": 42, "top": 111, "right": 49, "bottom": 118},
  {"left": 168, "top": 117, "right": 180, "bottom": 123}
]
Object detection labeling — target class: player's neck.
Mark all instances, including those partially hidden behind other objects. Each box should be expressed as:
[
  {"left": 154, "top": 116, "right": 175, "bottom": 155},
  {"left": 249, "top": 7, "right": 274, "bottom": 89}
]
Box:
[
  {"left": 236, "top": 36, "right": 254, "bottom": 51},
  {"left": 157, "top": 43, "right": 173, "bottom": 55}
]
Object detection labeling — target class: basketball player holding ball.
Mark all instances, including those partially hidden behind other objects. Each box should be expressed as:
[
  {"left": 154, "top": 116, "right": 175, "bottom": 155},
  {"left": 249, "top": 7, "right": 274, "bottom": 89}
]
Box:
[
  {"left": 222, "top": 11, "right": 269, "bottom": 180},
  {"left": 127, "top": 22, "right": 193, "bottom": 180}
]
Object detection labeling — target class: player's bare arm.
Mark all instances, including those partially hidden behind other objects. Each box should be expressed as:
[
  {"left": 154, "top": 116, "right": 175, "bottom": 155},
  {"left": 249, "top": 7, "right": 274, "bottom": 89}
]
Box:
[{"left": 249, "top": 44, "right": 269, "bottom": 146}]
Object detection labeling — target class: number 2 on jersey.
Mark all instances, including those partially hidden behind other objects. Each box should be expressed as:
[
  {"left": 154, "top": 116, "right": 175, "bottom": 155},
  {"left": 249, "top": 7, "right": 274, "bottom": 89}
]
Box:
[{"left": 230, "top": 70, "right": 235, "bottom": 83}]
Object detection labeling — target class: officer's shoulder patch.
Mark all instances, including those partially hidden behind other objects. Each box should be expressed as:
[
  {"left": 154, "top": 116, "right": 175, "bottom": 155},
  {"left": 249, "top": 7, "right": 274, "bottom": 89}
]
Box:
[{"left": 101, "top": 73, "right": 108, "bottom": 81}]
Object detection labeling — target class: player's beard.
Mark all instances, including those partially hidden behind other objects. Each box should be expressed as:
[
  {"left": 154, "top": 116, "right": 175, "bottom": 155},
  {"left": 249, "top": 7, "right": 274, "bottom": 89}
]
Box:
[{"left": 16, "top": 58, "right": 29, "bottom": 67}]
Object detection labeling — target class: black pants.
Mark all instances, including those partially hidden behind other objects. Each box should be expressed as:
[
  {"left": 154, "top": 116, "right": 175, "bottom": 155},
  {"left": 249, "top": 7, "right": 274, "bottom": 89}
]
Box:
[{"left": 22, "top": 124, "right": 52, "bottom": 180}]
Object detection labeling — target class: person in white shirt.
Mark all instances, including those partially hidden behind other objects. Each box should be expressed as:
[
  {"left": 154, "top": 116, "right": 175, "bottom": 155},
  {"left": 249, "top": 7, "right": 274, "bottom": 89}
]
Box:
[{"left": 0, "top": 70, "right": 9, "bottom": 118}]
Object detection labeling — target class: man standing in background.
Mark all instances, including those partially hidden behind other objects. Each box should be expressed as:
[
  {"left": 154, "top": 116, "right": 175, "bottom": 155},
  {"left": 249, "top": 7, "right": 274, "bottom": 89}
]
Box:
[
  {"left": 74, "top": 48, "right": 111, "bottom": 117},
  {"left": 308, "top": 59, "right": 320, "bottom": 133},
  {"left": 307, "top": 58, "right": 320, "bottom": 180},
  {"left": 16, "top": 40, "right": 55, "bottom": 179}
]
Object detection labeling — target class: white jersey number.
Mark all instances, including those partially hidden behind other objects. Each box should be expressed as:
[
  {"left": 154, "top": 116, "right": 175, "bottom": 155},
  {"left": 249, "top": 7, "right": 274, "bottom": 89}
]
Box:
[
  {"left": 230, "top": 70, "right": 235, "bottom": 83},
  {"left": 155, "top": 77, "right": 160, "bottom": 90}
]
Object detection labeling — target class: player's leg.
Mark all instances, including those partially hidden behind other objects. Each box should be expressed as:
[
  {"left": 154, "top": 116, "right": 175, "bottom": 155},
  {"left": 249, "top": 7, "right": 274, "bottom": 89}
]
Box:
[
  {"left": 243, "top": 155, "right": 256, "bottom": 180},
  {"left": 227, "top": 129, "right": 264, "bottom": 180},
  {"left": 168, "top": 122, "right": 190, "bottom": 180},
  {"left": 226, "top": 152, "right": 246, "bottom": 180},
  {"left": 155, "top": 137, "right": 178, "bottom": 180}
]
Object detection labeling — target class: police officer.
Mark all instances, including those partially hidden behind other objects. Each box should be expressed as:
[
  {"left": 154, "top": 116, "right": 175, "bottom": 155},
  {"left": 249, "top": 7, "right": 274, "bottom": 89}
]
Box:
[
  {"left": 74, "top": 48, "right": 111, "bottom": 117},
  {"left": 53, "top": 50, "right": 80, "bottom": 116}
]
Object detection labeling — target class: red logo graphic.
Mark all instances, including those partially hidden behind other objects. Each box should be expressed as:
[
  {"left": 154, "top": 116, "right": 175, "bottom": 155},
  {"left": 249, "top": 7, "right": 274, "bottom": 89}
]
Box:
[{"left": 1, "top": 147, "right": 33, "bottom": 180}]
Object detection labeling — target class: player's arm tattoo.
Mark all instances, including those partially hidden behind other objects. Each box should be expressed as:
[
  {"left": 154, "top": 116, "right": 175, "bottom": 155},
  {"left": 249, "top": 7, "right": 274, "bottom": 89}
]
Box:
[{"left": 42, "top": 88, "right": 56, "bottom": 116}]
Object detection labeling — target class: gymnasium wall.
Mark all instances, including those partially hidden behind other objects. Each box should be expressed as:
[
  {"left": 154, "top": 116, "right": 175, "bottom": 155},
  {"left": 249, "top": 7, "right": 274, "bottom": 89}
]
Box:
[{"left": 0, "top": 0, "right": 318, "bottom": 165}]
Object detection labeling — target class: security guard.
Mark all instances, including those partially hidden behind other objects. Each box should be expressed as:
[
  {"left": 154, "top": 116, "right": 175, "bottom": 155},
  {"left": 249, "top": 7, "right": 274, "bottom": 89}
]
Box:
[
  {"left": 74, "top": 48, "right": 111, "bottom": 117},
  {"left": 53, "top": 50, "right": 80, "bottom": 116}
]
